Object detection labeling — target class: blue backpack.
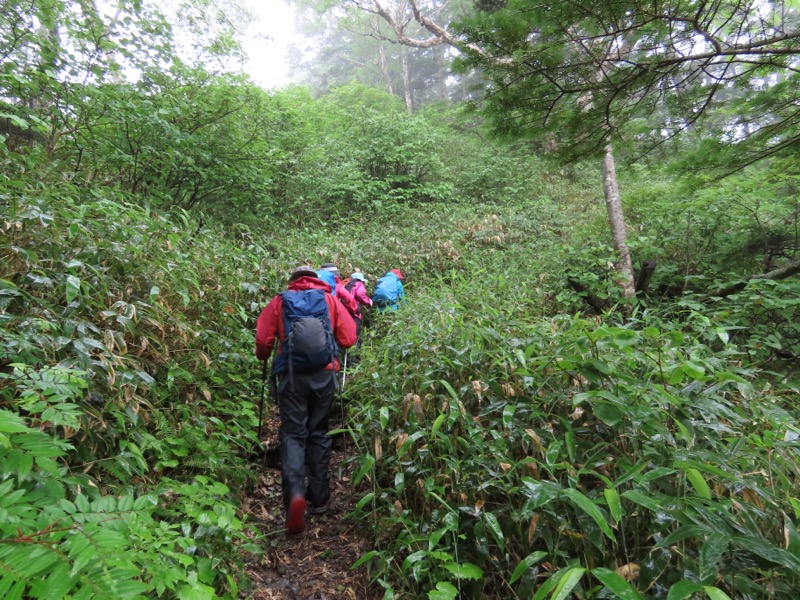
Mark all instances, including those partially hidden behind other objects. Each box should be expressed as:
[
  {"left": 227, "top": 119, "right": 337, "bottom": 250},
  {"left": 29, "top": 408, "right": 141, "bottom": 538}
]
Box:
[
  {"left": 315, "top": 270, "right": 337, "bottom": 296},
  {"left": 372, "top": 275, "right": 399, "bottom": 306},
  {"left": 272, "top": 289, "right": 337, "bottom": 380}
]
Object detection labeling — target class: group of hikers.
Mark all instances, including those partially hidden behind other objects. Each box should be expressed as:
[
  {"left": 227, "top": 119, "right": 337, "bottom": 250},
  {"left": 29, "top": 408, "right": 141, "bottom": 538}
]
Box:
[{"left": 254, "top": 263, "right": 406, "bottom": 534}]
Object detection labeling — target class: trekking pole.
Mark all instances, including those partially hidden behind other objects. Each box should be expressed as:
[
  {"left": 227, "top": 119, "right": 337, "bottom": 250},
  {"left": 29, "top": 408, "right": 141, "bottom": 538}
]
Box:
[
  {"left": 341, "top": 349, "right": 348, "bottom": 394},
  {"left": 340, "top": 349, "right": 348, "bottom": 454},
  {"left": 257, "top": 359, "right": 267, "bottom": 444}
]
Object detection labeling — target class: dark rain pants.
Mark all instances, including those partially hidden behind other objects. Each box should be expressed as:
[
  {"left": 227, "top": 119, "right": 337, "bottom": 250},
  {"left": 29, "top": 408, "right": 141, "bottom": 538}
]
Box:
[
  {"left": 277, "top": 369, "right": 337, "bottom": 509},
  {"left": 348, "top": 316, "right": 363, "bottom": 365},
  {"left": 353, "top": 315, "right": 363, "bottom": 347}
]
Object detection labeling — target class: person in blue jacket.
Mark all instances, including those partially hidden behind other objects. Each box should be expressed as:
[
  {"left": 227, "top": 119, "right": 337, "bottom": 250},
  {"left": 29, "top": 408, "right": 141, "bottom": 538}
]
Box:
[{"left": 372, "top": 269, "right": 406, "bottom": 312}]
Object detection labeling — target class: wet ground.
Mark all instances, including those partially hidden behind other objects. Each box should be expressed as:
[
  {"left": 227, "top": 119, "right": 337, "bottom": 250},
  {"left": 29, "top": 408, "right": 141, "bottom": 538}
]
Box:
[{"left": 241, "top": 414, "right": 383, "bottom": 600}]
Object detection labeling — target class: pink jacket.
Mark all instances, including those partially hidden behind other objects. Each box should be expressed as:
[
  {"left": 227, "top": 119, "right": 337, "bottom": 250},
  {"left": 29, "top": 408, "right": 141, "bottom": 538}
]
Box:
[{"left": 349, "top": 280, "right": 373, "bottom": 310}]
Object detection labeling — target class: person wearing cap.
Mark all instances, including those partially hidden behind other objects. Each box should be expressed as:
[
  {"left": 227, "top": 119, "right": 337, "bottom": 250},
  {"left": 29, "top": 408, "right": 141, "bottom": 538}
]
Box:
[
  {"left": 347, "top": 272, "right": 373, "bottom": 316},
  {"left": 319, "top": 263, "right": 359, "bottom": 319},
  {"left": 255, "top": 265, "right": 356, "bottom": 534},
  {"left": 343, "top": 271, "right": 373, "bottom": 358},
  {"left": 372, "top": 269, "right": 406, "bottom": 312}
]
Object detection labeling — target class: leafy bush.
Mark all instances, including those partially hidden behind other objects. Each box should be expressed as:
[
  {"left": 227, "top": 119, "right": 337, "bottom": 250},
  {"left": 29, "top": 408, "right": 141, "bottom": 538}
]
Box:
[
  {"left": 0, "top": 183, "right": 264, "bottom": 596},
  {"left": 347, "top": 285, "right": 800, "bottom": 599}
]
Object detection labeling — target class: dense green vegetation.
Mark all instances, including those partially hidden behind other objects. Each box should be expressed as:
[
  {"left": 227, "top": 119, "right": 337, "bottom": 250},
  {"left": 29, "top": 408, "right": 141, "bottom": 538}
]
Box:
[{"left": 2, "top": 0, "right": 800, "bottom": 598}]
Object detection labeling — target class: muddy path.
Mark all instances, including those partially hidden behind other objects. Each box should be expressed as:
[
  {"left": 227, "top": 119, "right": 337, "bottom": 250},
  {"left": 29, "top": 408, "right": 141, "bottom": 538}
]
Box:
[{"left": 241, "top": 413, "right": 384, "bottom": 600}]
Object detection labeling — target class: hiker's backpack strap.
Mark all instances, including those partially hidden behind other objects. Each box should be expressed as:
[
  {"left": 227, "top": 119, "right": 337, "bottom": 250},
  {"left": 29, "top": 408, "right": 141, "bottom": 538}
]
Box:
[{"left": 272, "top": 289, "right": 338, "bottom": 389}]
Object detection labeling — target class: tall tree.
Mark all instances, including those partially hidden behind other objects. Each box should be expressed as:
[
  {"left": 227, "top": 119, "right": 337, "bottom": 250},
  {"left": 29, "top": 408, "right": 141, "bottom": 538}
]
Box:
[
  {"left": 450, "top": 0, "right": 800, "bottom": 291},
  {"left": 321, "top": 0, "right": 638, "bottom": 294},
  {"left": 452, "top": 0, "right": 800, "bottom": 170},
  {"left": 289, "top": 0, "right": 480, "bottom": 109}
]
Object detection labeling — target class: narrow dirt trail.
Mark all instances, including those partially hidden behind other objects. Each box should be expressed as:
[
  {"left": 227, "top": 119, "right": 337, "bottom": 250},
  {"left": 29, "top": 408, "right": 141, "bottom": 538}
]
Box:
[{"left": 241, "top": 412, "right": 383, "bottom": 600}]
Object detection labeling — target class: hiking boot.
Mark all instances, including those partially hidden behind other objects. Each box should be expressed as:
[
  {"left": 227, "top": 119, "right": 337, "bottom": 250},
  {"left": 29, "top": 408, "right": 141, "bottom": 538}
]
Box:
[
  {"left": 307, "top": 499, "right": 330, "bottom": 515},
  {"left": 286, "top": 495, "right": 306, "bottom": 534}
]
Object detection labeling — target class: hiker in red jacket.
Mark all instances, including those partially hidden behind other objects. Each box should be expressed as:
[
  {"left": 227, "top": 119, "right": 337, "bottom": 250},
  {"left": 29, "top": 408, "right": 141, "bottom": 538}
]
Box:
[{"left": 256, "top": 265, "right": 356, "bottom": 534}]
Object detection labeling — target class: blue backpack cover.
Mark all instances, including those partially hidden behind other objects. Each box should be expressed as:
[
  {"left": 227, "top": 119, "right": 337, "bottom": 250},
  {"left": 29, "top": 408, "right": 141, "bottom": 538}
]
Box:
[
  {"left": 272, "top": 289, "right": 337, "bottom": 376},
  {"left": 315, "top": 270, "right": 337, "bottom": 296},
  {"left": 372, "top": 275, "right": 399, "bottom": 306}
]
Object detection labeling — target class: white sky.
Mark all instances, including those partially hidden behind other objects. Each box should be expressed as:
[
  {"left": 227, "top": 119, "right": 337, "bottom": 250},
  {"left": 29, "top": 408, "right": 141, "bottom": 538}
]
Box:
[{"left": 241, "top": 0, "right": 300, "bottom": 89}]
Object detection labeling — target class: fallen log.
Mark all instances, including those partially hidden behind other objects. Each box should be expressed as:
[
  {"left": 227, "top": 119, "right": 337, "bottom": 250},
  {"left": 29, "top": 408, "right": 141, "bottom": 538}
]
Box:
[{"left": 713, "top": 258, "right": 800, "bottom": 297}]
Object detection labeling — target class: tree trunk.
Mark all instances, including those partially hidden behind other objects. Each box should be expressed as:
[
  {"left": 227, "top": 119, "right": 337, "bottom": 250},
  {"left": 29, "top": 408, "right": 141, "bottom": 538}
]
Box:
[
  {"left": 436, "top": 48, "right": 448, "bottom": 100},
  {"left": 401, "top": 46, "right": 413, "bottom": 114},
  {"left": 601, "top": 143, "right": 635, "bottom": 298},
  {"left": 99, "top": 2, "right": 125, "bottom": 84},
  {"left": 378, "top": 43, "right": 394, "bottom": 96}
]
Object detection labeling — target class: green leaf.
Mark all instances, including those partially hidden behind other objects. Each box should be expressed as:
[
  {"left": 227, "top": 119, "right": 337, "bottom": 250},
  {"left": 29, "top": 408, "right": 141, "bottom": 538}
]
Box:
[
  {"left": 604, "top": 488, "right": 622, "bottom": 523},
  {"left": 29, "top": 561, "right": 74, "bottom": 599},
  {"left": 0, "top": 579, "right": 26, "bottom": 600},
  {"left": 510, "top": 551, "right": 548, "bottom": 584},
  {"left": 685, "top": 468, "right": 712, "bottom": 500},
  {"left": 352, "top": 551, "right": 378, "bottom": 569},
  {"left": 551, "top": 567, "right": 586, "bottom": 600},
  {"left": 730, "top": 535, "right": 800, "bottom": 570},
  {"left": 591, "top": 568, "right": 644, "bottom": 599},
  {"left": 532, "top": 569, "right": 560, "bottom": 600},
  {"left": 401, "top": 550, "right": 428, "bottom": 573},
  {"left": 428, "top": 581, "right": 458, "bottom": 600},
  {"left": 353, "top": 454, "right": 375, "bottom": 486},
  {"left": 66, "top": 275, "right": 81, "bottom": 304},
  {"left": 76, "top": 494, "right": 91, "bottom": 512},
  {"left": 0, "top": 410, "right": 30, "bottom": 434},
  {"left": 438, "top": 379, "right": 459, "bottom": 401},
  {"left": 0, "top": 112, "right": 29, "bottom": 129},
  {"left": 503, "top": 403, "right": 516, "bottom": 428},
  {"left": 563, "top": 488, "right": 615, "bottom": 541},
  {"left": 611, "top": 328, "right": 639, "bottom": 347},
  {"left": 177, "top": 580, "right": 215, "bottom": 600},
  {"left": 621, "top": 490, "right": 665, "bottom": 512},
  {"left": 700, "top": 536, "right": 729, "bottom": 583},
  {"left": 666, "top": 581, "right": 703, "bottom": 600},
  {"left": 431, "top": 413, "right": 446, "bottom": 436},
  {"left": 443, "top": 562, "right": 483, "bottom": 580},
  {"left": 355, "top": 492, "right": 375, "bottom": 512},
  {"left": 703, "top": 586, "right": 733, "bottom": 600},
  {"left": 681, "top": 361, "right": 706, "bottom": 380},
  {"left": 790, "top": 497, "right": 800, "bottom": 520},
  {"left": 656, "top": 525, "right": 709, "bottom": 548},
  {"left": 483, "top": 512, "right": 505, "bottom": 551},
  {"left": 117, "top": 495, "right": 135, "bottom": 512},
  {"left": 594, "top": 401, "right": 624, "bottom": 426}
]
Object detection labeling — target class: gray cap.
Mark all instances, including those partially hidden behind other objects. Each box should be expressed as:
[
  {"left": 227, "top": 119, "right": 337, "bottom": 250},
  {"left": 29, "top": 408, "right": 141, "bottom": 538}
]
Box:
[
  {"left": 320, "top": 263, "right": 340, "bottom": 276},
  {"left": 289, "top": 265, "right": 317, "bottom": 281}
]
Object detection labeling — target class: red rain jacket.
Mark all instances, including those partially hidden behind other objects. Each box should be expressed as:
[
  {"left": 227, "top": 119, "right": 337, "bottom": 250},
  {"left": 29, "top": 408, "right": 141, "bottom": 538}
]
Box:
[
  {"left": 335, "top": 278, "right": 359, "bottom": 319},
  {"left": 255, "top": 276, "right": 357, "bottom": 370}
]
